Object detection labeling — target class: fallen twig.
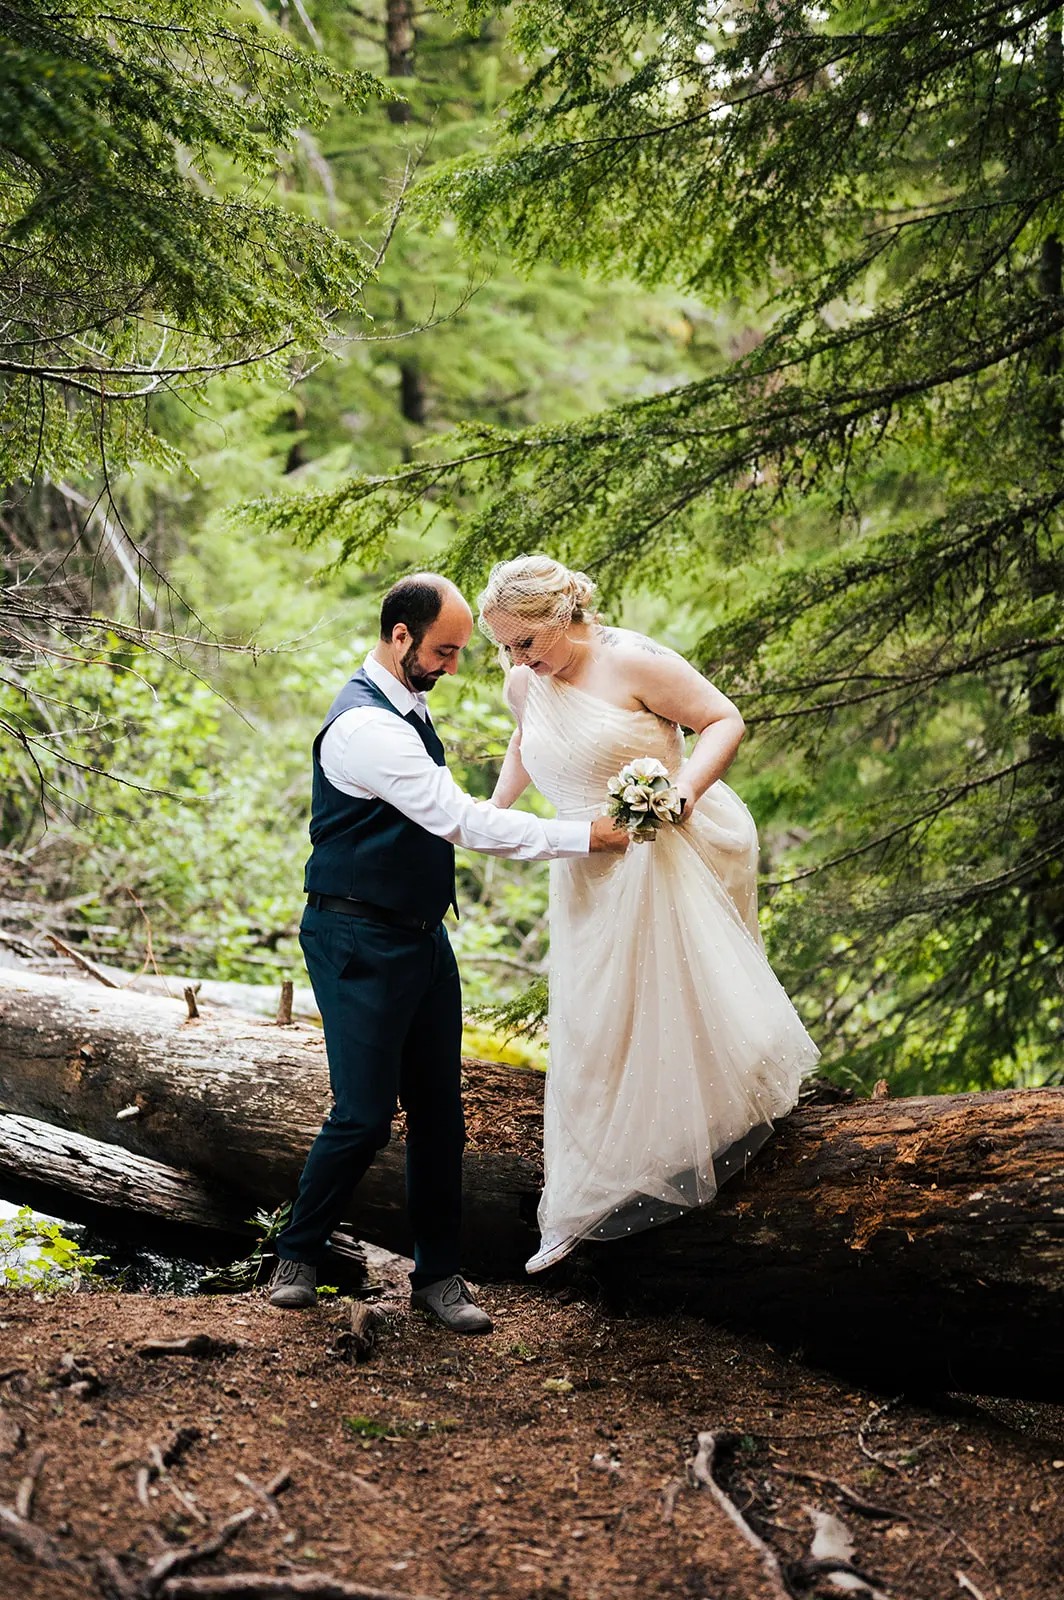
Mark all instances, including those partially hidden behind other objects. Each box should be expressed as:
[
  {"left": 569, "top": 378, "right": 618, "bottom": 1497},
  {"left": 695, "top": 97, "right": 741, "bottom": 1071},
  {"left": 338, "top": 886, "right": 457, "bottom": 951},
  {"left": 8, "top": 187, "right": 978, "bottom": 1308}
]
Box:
[
  {"left": 688, "top": 1432, "right": 791, "bottom": 1600},
  {"left": 0, "top": 1412, "right": 24, "bottom": 1457},
  {"left": 94, "top": 1547, "right": 139, "bottom": 1600},
  {"left": 160, "top": 1575, "right": 443, "bottom": 1599},
  {"left": 440, "top": 1524, "right": 485, "bottom": 1554},
  {"left": 149, "top": 1446, "right": 207, "bottom": 1526},
  {"left": 47, "top": 933, "right": 119, "bottom": 987},
  {"left": 660, "top": 1476, "right": 685, "bottom": 1523},
  {"left": 55, "top": 1349, "right": 102, "bottom": 1397},
  {"left": 143, "top": 1504, "right": 259, "bottom": 1596},
  {"left": 793, "top": 1553, "right": 891, "bottom": 1592},
  {"left": 137, "top": 1426, "right": 204, "bottom": 1519},
  {"left": 773, "top": 1466, "right": 989, "bottom": 1570},
  {"left": 0, "top": 1501, "right": 67, "bottom": 1568},
  {"left": 857, "top": 1397, "right": 904, "bottom": 1472},
  {"left": 233, "top": 1468, "right": 291, "bottom": 1520},
  {"left": 183, "top": 985, "right": 200, "bottom": 1020},
  {"left": 14, "top": 1447, "right": 47, "bottom": 1520},
  {"left": 774, "top": 1466, "right": 912, "bottom": 1521},
  {"left": 802, "top": 1504, "right": 893, "bottom": 1598},
  {"left": 138, "top": 1335, "right": 241, "bottom": 1360},
  {"left": 289, "top": 1449, "right": 381, "bottom": 1499}
]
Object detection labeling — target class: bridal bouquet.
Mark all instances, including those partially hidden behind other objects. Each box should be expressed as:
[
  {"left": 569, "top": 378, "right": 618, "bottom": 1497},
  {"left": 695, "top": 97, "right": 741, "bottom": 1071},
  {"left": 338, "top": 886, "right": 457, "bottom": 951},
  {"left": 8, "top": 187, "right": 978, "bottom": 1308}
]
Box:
[{"left": 606, "top": 757, "right": 683, "bottom": 842}]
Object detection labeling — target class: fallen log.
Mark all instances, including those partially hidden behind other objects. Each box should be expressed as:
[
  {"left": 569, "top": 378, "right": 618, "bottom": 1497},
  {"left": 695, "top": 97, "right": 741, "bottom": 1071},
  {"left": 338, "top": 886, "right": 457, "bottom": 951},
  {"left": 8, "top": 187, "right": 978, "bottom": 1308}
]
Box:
[
  {"left": 0, "top": 968, "right": 1061, "bottom": 1397},
  {"left": 0, "top": 1111, "right": 257, "bottom": 1255},
  {"left": 0, "top": 967, "right": 538, "bottom": 1271},
  {"left": 10, "top": 941, "right": 320, "bottom": 1022},
  {"left": 0, "top": 1112, "right": 371, "bottom": 1287}
]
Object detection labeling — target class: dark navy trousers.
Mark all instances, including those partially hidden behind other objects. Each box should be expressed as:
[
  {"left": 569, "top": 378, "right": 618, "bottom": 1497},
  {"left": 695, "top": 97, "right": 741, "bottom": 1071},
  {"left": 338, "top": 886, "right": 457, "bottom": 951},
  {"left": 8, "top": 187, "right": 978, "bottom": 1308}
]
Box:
[{"left": 277, "top": 904, "right": 465, "bottom": 1289}]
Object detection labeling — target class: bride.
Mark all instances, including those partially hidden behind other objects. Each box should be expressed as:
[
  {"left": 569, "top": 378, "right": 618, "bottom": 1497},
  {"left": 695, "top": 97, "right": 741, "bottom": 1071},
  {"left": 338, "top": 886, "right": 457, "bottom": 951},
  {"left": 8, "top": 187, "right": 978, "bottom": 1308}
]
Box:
[{"left": 479, "top": 555, "right": 820, "bottom": 1273}]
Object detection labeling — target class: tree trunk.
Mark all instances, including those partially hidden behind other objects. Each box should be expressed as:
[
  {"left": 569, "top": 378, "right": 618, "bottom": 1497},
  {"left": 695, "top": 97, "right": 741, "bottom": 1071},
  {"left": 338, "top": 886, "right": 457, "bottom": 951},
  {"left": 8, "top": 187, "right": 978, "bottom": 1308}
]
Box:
[
  {"left": 0, "top": 969, "right": 1061, "bottom": 1397},
  {"left": 385, "top": 0, "right": 414, "bottom": 124},
  {"left": 1032, "top": 16, "right": 1064, "bottom": 941},
  {"left": 398, "top": 357, "right": 427, "bottom": 425}
]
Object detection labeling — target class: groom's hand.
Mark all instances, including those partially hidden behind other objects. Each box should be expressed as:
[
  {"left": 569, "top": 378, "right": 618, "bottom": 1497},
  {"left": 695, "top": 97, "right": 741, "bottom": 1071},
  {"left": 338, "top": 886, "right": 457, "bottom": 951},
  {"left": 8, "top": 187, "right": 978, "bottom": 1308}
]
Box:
[{"left": 589, "top": 816, "right": 630, "bottom": 853}]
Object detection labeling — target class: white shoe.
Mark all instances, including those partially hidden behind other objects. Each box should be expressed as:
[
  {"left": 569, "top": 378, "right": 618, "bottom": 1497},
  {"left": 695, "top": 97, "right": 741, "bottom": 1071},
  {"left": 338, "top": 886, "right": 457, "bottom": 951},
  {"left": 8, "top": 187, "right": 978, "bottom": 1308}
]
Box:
[{"left": 525, "top": 1234, "right": 579, "bottom": 1274}]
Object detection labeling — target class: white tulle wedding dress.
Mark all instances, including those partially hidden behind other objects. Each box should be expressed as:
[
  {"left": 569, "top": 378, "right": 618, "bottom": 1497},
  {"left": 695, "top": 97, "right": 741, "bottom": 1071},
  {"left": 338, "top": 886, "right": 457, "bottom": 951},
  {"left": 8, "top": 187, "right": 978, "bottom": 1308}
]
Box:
[{"left": 510, "top": 665, "right": 821, "bottom": 1269}]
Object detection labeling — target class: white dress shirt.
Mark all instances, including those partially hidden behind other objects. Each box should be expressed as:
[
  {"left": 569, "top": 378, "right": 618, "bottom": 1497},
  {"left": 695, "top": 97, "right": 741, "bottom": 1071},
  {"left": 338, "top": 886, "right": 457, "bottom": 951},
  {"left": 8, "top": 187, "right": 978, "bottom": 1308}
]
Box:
[{"left": 319, "top": 653, "right": 591, "bottom": 860}]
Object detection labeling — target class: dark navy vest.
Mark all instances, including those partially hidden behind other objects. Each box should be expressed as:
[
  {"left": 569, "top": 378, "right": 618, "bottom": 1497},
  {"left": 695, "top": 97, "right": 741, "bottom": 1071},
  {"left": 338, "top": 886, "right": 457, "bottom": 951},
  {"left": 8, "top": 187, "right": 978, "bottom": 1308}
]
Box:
[{"left": 303, "top": 668, "right": 457, "bottom": 924}]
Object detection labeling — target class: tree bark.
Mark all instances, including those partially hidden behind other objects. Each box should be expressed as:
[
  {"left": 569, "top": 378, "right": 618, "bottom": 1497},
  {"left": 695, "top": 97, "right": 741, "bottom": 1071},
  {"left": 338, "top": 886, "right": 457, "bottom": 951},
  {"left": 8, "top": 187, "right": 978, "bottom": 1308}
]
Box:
[
  {"left": 385, "top": 0, "right": 414, "bottom": 124},
  {"left": 0, "top": 968, "right": 1061, "bottom": 1397},
  {"left": 1031, "top": 16, "right": 1064, "bottom": 941},
  {"left": 0, "top": 1111, "right": 256, "bottom": 1254}
]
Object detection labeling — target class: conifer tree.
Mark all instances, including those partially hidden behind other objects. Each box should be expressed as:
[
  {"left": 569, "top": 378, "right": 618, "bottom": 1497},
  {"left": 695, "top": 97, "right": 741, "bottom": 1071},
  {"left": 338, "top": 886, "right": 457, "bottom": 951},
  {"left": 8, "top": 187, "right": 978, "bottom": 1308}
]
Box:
[
  {"left": 0, "top": 0, "right": 385, "bottom": 486},
  {"left": 283, "top": 1, "right": 1064, "bottom": 1087},
  {"left": 0, "top": 0, "right": 384, "bottom": 800}
]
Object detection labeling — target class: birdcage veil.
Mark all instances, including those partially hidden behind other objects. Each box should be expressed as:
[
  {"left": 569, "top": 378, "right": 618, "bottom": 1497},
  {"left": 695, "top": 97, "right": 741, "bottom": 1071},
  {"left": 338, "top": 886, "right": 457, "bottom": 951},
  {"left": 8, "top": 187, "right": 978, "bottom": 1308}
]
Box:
[{"left": 477, "top": 555, "right": 599, "bottom": 650}]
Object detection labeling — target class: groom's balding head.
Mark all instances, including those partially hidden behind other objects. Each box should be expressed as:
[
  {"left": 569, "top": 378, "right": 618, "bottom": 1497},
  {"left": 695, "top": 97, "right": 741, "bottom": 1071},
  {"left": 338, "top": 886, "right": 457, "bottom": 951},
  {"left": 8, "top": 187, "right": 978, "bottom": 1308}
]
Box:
[
  {"left": 380, "top": 573, "right": 469, "bottom": 647},
  {"left": 379, "top": 573, "right": 473, "bottom": 691}
]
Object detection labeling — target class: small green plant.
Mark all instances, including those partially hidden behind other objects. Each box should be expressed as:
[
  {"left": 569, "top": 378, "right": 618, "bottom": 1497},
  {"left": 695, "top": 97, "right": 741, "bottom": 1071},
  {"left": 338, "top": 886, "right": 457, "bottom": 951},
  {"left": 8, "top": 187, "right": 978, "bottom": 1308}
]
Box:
[
  {"left": 198, "top": 1204, "right": 291, "bottom": 1294},
  {"left": 343, "top": 1415, "right": 394, "bottom": 1440},
  {"left": 0, "top": 1208, "right": 106, "bottom": 1292},
  {"left": 198, "top": 1203, "right": 342, "bottom": 1297},
  {"left": 343, "top": 1414, "right": 459, "bottom": 1441}
]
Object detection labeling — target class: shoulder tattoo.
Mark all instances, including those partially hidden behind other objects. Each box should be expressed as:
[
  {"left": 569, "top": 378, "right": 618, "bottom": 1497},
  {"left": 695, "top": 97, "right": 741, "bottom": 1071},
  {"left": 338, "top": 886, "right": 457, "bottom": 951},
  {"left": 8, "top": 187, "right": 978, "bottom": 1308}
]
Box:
[{"left": 600, "top": 627, "right": 670, "bottom": 657}]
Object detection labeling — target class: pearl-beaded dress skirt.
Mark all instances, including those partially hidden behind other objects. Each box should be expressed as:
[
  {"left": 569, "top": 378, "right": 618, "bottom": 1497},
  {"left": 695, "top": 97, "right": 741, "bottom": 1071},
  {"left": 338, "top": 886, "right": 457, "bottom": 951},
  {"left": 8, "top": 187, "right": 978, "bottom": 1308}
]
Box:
[{"left": 511, "top": 667, "right": 820, "bottom": 1252}]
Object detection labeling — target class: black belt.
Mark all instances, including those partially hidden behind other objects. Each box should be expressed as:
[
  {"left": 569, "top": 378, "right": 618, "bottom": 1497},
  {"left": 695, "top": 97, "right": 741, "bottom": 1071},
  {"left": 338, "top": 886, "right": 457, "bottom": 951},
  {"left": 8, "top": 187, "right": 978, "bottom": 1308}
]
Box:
[{"left": 306, "top": 892, "right": 436, "bottom": 934}]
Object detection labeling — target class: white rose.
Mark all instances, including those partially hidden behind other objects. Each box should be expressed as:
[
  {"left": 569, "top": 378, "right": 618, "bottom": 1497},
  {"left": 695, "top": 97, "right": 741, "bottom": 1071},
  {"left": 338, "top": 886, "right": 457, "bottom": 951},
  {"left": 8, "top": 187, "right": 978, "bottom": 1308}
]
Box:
[
  {"left": 650, "top": 788, "right": 682, "bottom": 820},
  {"left": 628, "top": 757, "right": 669, "bottom": 781},
  {"left": 622, "top": 784, "right": 650, "bottom": 812}
]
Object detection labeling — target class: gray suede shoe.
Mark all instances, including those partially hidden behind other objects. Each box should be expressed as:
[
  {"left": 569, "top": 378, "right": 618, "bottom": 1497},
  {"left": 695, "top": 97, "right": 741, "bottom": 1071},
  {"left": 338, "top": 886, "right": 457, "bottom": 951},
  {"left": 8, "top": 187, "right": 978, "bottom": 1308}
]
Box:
[
  {"left": 411, "top": 1274, "right": 493, "bottom": 1334},
  {"left": 268, "top": 1258, "right": 317, "bottom": 1308}
]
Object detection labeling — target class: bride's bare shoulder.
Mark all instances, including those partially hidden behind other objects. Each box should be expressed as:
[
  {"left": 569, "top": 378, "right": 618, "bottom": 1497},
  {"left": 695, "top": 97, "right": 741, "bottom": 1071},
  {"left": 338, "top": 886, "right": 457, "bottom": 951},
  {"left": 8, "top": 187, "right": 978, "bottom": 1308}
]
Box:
[
  {"left": 596, "top": 625, "right": 683, "bottom": 664},
  {"left": 594, "top": 626, "right": 712, "bottom": 713}
]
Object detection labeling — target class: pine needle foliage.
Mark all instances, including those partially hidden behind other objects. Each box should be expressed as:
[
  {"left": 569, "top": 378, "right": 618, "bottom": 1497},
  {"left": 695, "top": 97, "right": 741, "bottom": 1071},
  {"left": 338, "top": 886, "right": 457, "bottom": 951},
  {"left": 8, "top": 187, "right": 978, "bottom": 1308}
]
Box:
[
  {"left": 0, "top": 1, "right": 389, "bottom": 814},
  {"left": 264, "top": 1, "right": 1064, "bottom": 1088},
  {"left": 0, "top": 0, "right": 387, "bottom": 486}
]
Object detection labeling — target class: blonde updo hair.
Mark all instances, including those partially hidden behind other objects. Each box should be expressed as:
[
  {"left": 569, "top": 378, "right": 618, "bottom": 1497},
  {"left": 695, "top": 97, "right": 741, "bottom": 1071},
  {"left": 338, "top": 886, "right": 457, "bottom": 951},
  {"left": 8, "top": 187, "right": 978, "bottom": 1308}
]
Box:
[{"left": 477, "top": 555, "right": 598, "bottom": 643}]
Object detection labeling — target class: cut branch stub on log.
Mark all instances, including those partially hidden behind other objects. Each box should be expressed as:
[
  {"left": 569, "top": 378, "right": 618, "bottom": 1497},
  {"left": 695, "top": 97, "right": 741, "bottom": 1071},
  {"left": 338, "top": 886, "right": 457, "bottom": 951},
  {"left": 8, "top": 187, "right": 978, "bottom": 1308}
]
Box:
[{"left": 0, "top": 968, "right": 1061, "bottom": 1399}]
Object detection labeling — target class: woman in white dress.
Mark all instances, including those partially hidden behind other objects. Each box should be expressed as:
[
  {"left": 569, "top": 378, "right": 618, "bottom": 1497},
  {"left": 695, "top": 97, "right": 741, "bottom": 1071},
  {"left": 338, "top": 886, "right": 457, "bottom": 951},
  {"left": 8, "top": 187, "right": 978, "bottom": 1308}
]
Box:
[{"left": 479, "top": 555, "right": 820, "bottom": 1273}]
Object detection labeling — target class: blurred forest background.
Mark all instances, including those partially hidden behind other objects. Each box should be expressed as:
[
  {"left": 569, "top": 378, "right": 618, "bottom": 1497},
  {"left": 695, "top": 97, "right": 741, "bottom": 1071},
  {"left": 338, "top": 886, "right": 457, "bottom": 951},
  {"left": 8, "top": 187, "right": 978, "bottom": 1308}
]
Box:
[{"left": 1, "top": 1, "right": 1061, "bottom": 1098}]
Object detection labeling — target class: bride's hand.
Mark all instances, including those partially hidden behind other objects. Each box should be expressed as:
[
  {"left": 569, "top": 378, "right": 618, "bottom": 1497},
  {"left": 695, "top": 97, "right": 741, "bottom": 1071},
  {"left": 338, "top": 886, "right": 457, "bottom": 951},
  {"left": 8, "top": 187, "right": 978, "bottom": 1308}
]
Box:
[{"left": 674, "top": 783, "right": 696, "bottom": 823}]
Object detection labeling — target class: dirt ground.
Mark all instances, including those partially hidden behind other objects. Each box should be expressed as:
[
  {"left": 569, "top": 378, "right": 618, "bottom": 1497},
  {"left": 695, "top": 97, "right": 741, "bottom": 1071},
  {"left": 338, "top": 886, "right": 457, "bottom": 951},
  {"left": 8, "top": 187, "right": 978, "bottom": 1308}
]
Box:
[{"left": 0, "top": 1278, "right": 1061, "bottom": 1600}]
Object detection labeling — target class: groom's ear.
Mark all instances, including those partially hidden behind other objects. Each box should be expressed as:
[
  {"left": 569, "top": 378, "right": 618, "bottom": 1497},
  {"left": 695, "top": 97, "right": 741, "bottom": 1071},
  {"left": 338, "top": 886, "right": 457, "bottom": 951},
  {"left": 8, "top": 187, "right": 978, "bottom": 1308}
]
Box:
[{"left": 389, "top": 623, "right": 411, "bottom": 650}]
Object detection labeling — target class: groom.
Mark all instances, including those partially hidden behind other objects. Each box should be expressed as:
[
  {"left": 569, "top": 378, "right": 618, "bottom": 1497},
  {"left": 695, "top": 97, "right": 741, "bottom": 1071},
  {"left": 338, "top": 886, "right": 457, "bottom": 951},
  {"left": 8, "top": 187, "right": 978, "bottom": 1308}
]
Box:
[{"left": 268, "top": 573, "right": 626, "bottom": 1332}]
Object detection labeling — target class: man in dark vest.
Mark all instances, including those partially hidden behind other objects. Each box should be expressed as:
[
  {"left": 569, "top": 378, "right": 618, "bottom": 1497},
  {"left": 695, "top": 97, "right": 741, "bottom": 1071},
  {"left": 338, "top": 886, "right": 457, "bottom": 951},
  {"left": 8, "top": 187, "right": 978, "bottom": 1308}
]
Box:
[{"left": 268, "top": 574, "right": 627, "bottom": 1332}]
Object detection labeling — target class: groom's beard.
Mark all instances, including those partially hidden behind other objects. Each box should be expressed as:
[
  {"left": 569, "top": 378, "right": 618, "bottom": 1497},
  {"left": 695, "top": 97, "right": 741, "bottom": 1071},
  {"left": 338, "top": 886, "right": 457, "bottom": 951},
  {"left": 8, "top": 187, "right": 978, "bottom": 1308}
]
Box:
[{"left": 400, "top": 640, "right": 444, "bottom": 692}]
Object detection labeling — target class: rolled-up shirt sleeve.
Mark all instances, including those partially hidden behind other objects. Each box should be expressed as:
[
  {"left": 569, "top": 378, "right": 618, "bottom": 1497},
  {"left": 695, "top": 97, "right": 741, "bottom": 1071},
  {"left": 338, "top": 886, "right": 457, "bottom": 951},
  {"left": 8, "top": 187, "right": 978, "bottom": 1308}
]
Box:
[{"left": 321, "top": 709, "right": 590, "bottom": 860}]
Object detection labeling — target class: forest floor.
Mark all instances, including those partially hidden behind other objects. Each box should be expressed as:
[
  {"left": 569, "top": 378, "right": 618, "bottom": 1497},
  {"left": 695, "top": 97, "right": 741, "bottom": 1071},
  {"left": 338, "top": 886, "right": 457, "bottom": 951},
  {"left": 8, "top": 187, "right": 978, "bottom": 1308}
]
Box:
[{"left": 0, "top": 1277, "right": 1060, "bottom": 1600}]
